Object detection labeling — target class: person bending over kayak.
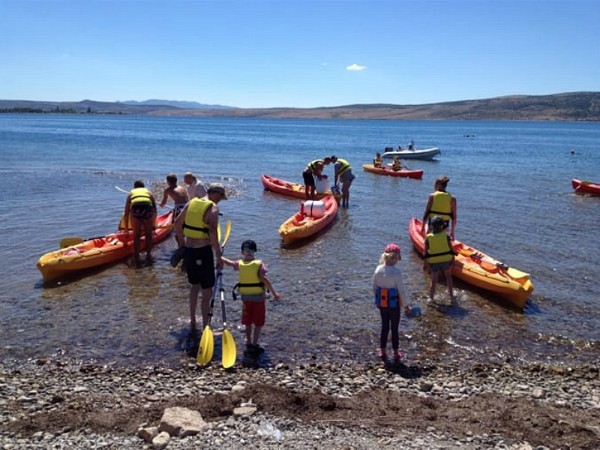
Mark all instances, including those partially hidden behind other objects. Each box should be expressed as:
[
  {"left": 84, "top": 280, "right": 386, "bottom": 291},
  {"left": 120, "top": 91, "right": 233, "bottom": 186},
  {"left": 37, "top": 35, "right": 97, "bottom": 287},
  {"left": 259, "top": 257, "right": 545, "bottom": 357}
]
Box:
[
  {"left": 331, "top": 155, "right": 355, "bottom": 208},
  {"left": 123, "top": 180, "right": 157, "bottom": 267},
  {"left": 302, "top": 157, "right": 331, "bottom": 200}
]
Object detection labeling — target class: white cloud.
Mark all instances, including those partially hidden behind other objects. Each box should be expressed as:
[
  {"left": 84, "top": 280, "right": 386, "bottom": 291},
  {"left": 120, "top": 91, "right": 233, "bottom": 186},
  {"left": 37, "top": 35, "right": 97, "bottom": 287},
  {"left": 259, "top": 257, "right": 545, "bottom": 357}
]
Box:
[{"left": 346, "top": 63, "right": 367, "bottom": 71}]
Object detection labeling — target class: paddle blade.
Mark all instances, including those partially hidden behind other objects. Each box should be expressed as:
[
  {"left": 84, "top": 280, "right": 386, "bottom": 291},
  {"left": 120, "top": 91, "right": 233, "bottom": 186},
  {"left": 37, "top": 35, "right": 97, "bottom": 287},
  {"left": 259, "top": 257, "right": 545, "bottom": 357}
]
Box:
[
  {"left": 60, "top": 237, "right": 84, "bottom": 248},
  {"left": 221, "top": 220, "right": 232, "bottom": 249},
  {"left": 217, "top": 221, "right": 222, "bottom": 244},
  {"left": 197, "top": 326, "right": 214, "bottom": 366},
  {"left": 222, "top": 329, "right": 237, "bottom": 369}
]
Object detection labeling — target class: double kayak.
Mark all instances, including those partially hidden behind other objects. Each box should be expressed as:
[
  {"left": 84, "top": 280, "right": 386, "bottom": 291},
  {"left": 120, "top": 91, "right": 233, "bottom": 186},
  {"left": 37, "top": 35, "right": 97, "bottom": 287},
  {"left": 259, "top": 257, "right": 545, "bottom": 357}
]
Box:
[
  {"left": 362, "top": 163, "right": 423, "bottom": 179},
  {"left": 37, "top": 211, "right": 174, "bottom": 282},
  {"left": 408, "top": 218, "right": 534, "bottom": 308},
  {"left": 278, "top": 195, "right": 338, "bottom": 244},
  {"left": 261, "top": 174, "right": 340, "bottom": 201},
  {"left": 572, "top": 178, "right": 600, "bottom": 196}
]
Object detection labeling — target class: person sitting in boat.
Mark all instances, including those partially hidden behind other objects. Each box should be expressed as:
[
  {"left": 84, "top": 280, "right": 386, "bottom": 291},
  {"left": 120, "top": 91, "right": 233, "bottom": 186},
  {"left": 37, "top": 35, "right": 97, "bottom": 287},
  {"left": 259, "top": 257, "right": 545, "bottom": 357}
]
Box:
[
  {"left": 302, "top": 157, "right": 331, "bottom": 200},
  {"left": 373, "top": 152, "right": 383, "bottom": 168},
  {"left": 408, "top": 140, "right": 414, "bottom": 151},
  {"left": 391, "top": 156, "right": 403, "bottom": 171}
]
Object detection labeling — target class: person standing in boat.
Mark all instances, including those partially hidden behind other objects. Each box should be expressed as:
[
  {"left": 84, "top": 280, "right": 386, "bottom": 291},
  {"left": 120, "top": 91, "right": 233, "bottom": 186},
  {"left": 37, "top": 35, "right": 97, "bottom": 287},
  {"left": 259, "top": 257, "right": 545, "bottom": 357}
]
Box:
[
  {"left": 331, "top": 155, "right": 355, "bottom": 208},
  {"left": 302, "top": 157, "right": 331, "bottom": 200},
  {"left": 372, "top": 243, "right": 409, "bottom": 363},
  {"left": 123, "top": 180, "right": 157, "bottom": 267},
  {"left": 174, "top": 183, "right": 227, "bottom": 335},
  {"left": 160, "top": 174, "right": 189, "bottom": 218},
  {"left": 424, "top": 216, "right": 456, "bottom": 305},
  {"left": 183, "top": 171, "right": 207, "bottom": 200},
  {"left": 421, "top": 176, "right": 457, "bottom": 240}
]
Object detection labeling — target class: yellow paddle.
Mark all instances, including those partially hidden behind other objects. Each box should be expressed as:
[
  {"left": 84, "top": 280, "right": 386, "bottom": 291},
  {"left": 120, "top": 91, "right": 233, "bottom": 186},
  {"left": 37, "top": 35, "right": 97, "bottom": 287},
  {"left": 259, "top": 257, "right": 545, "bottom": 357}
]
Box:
[
  {"left": 218, "top": 269, "right": 237, "bottom": 368},
  {"left": 196, "top": 219, "right": 234, "bottom": 367},
  {"left": 197, "top": 288, "right": 217, "bottom": 366}
]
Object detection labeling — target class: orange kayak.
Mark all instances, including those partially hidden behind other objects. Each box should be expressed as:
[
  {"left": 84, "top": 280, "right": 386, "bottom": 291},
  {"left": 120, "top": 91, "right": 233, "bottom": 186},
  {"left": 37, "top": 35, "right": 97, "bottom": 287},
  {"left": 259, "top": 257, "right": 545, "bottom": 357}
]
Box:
[
  {"left": 261, "top": 174, "right": 340, "bottom": 201},
  {"left": 362, "top": 164, "right": 423, "bottom": 179},
  {"left": 37, "top": 211, "right": 173, "bottom": 282},
  {"left": 408, "top": 218, "right": 534, "bottom": 308},
  {"left": 572, "top": 178, "right": 600, "bottom": 196},
  {"left": 278, "top": 195, "right": 338, "bottom": 244}
]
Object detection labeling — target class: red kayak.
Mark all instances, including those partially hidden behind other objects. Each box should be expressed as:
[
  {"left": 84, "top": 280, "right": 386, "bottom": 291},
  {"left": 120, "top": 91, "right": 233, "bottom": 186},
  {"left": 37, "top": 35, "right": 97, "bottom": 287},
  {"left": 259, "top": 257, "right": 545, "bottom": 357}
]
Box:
[
  {"left": 572, "top": 179, "right": 600, "bottom": 196},
  {"left": 362, "top": 163, "right": 423, "bottom": 179},
  {"left": 261, "top": 174, "right": 340, "bottom": 201}
]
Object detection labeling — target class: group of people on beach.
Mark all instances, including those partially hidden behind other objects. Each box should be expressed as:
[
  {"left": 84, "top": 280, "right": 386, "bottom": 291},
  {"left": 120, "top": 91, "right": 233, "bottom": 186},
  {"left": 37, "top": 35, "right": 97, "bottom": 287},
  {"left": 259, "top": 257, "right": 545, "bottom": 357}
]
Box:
[
  {"left": 123, "top": 165, "right": 457, "bottom": 365},
  {"left": 122, "top": 172, "right": 280, "bottom": 361}
]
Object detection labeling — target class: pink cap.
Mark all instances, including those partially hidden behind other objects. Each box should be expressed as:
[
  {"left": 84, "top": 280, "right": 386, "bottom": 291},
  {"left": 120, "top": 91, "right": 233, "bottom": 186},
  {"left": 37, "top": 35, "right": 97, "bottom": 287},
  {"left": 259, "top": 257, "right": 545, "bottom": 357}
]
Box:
[{"left": 384, "top": 243, "right": 401, "bottom": 255}]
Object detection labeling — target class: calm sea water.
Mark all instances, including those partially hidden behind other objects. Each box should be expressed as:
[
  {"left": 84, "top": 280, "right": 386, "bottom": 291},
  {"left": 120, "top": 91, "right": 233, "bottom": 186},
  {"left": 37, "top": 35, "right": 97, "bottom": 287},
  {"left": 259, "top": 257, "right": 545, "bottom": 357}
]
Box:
[{"left": 1, "top": 114, "right": 599, "bottom": 368}]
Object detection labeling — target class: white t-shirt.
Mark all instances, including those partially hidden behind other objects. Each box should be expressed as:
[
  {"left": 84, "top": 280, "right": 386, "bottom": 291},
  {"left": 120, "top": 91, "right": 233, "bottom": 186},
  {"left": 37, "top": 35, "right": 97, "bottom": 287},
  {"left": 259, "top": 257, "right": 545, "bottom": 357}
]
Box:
[
  {"left": 372, "top": 263, "right": 408, "bottom": 302},
  {"left": 187, "top": 181, "right": 207, "bottom": 200}
]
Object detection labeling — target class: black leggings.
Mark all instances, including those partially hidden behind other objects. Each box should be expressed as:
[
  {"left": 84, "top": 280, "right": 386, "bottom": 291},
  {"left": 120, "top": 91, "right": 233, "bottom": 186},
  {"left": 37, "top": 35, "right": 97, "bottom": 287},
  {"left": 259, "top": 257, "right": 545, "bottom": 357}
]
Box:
[{"left": 379, "top": 307, "right": 400, "bottom": 350}]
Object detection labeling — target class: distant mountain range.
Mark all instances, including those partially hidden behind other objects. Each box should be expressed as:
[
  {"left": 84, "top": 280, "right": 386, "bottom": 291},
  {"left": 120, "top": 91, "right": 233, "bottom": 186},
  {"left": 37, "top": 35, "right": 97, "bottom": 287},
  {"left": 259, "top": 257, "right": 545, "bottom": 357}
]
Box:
[
  {"left": 120, "top": 99, "right": 235, "bottom": 110},
  {"left": 1, "top": 92, "right": 599, "bottom": 121}
]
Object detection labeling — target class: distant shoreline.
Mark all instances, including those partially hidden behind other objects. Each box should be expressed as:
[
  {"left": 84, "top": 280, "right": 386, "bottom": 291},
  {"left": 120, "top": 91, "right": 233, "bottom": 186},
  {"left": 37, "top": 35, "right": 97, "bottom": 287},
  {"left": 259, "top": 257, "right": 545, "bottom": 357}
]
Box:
[{"left": 1, "top": 91, "right": 599, "bottom": 121}]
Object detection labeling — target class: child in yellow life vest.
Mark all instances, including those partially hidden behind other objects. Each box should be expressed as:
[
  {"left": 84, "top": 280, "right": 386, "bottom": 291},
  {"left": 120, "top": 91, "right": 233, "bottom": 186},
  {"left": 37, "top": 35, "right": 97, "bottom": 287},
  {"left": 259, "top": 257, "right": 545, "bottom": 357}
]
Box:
[
  {"left": 222, "top": 240, "right": 280, "bottom": 358},
  {"left": 391, "top": 156, "right": 403, "bottom": 171},
  {"left": 372, "top": 243, "right": 409, "bottom": 363},
  {"left": 424, "top": 216, "right": 456, "bottom": 305}
]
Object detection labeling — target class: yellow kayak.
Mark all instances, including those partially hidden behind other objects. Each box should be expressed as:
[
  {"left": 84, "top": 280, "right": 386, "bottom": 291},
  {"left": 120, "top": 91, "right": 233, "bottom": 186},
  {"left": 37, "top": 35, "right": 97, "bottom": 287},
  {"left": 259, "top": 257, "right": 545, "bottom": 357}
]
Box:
[
  {"left": 37, "top": 211, "right": 173, "bottom": 282},
  {"left": 408, "top": 217, "right": 534, "bottom": 308},
  {"left": 278, "top": 195, "right": 338, "bottom": 244}
]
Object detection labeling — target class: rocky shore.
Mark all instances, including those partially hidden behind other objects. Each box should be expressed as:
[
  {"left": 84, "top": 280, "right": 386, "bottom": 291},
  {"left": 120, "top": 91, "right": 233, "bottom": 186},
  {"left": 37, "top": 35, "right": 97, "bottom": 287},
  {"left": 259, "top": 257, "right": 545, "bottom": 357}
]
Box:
[{"left": 1, "top": 357, "right": 599, "bottom": 449}]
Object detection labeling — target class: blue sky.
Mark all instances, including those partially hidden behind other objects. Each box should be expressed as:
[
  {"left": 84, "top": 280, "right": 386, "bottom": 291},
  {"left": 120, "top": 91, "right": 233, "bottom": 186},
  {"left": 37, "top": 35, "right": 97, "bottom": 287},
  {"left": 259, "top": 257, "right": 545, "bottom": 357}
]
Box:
[{"left": 1, "top": 0, "right": 599, "bottom": 108}]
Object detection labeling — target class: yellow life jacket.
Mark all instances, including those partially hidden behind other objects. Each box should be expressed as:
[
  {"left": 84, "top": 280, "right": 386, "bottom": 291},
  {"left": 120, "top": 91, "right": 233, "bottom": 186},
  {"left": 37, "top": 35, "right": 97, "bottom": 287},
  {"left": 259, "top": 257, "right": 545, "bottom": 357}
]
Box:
[
  {"left": 425, "top": 232, "right": 454, "bottom": 264},
  {"left": 183, "top": 198, "right": 214, "bottom": 239},
  {"left": 428, "top": 191, "right": 453, "bottom": 221},
  {"left": 307, "top": 159, "right": 323, "bottom": 173},
  {"left": 236, "top": 259, "right": 265, "bottom": 296},
  {"left": 373, "top": 156, "right": 383, "bottom": 168},
  {"left": 130, "top": 187, "right": 152, "bottom": 205},
  {"left": 336, "top": 158, "right": 351, "bottom": 176}
]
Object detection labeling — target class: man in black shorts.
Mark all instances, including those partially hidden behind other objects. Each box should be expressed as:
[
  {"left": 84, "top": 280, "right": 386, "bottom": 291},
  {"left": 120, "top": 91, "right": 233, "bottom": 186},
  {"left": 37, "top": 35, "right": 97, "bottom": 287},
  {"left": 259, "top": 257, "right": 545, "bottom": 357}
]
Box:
[{"left": 175, "top": 183, "right": 228, "bottom": 334}]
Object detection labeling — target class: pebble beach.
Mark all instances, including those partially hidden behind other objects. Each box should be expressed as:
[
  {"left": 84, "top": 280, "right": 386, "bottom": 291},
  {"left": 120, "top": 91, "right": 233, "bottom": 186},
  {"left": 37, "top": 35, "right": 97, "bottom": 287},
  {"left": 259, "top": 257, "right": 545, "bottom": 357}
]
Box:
[{"left": 2, "top": 356, "right": 598, "bottom": 449}]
